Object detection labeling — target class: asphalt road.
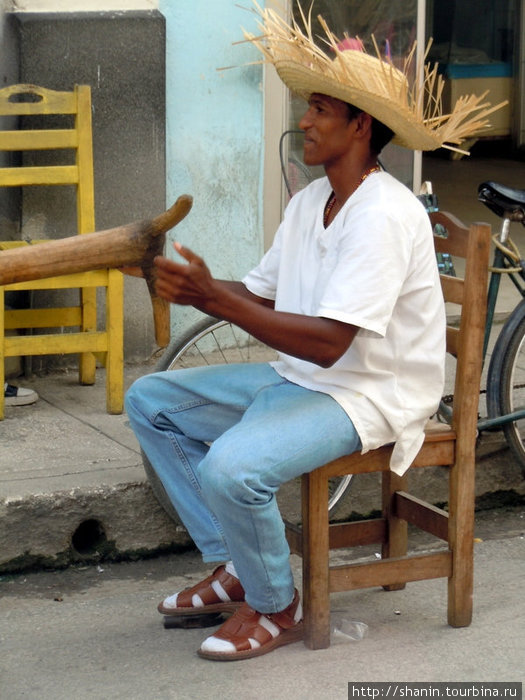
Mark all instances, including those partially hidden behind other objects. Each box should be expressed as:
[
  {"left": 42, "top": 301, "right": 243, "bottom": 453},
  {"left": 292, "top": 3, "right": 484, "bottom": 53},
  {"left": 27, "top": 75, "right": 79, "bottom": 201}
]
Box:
[{"left": 1, "top": 507, "right": 524, "bottom": 700}]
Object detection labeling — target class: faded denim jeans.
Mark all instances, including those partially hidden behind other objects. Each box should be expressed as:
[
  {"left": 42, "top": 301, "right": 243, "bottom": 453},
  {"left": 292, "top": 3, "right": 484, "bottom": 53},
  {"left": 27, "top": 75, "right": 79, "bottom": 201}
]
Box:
[{"left": 125, "top": 362, "right": 361, "bottom": 613}]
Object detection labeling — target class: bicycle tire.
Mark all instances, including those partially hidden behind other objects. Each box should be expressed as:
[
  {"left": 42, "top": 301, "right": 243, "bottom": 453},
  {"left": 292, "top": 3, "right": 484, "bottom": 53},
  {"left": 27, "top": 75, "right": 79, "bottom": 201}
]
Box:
[
  {"left": 141, "top": 315, "right": 354, "bottom": 523},
  {"left": 486, "top": 299, "right": 525, "bottom": 475}
]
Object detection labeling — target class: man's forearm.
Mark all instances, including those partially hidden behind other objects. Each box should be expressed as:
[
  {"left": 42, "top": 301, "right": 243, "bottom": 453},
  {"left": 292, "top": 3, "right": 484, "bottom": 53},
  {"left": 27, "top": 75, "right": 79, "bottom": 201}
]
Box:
[
  {"left": 203, "top": 284, "right": 356, "bottom": 368},
  {"left": 153, "top": 245, "right": 356, "bottom": 367},
  {"left": 215, "top": 280, "right": 274, "bottom": 308}
]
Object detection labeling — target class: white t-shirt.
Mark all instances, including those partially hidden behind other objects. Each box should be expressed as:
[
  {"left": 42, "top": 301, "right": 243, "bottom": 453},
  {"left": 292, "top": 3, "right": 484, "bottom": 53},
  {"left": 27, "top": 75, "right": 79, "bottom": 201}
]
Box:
[{"left": 243, "top": 171, "right": 446, "bottom": 475}]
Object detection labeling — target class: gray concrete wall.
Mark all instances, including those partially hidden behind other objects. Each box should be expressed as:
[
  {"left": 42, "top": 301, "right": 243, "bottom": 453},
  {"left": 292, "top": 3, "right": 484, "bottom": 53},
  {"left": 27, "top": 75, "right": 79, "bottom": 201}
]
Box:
[
  {"left": 2, "top": 10, "right": 166, "bottom": 368},
  {"left": 0, "top": 10, "right": 21, "bottom": 236}
]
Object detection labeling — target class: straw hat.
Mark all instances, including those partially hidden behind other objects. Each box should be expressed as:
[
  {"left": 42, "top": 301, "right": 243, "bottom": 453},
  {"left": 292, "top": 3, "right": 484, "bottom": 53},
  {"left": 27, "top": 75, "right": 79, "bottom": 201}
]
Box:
[{"left": 242, "top": 3, "right": 506, "bottom": 153}]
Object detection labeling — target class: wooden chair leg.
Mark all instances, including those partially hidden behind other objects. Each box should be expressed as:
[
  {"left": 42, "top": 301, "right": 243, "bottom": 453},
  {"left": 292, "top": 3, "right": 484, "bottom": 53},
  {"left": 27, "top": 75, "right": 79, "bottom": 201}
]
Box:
[
  {"left": 105, "top": 270, "right": 124, "bottom": 414},
  {"left": 382, "top": 470, "right": 408, "bottom": 591},
  {"left": 79, "top": 287, "right": 97, "bottom": 385},
  {"left": 302, "top": 469, "right": 331, "bottom": 649},
  {"left": 447, "top": 459, "right": 474, "bottom": 626}
]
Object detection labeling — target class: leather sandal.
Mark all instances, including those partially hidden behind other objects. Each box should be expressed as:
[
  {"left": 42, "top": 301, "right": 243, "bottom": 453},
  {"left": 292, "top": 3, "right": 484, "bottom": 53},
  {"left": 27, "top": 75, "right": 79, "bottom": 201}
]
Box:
[
  {"left": 158, "top": 565, "right": 245, "bottom": 617},
  {"left": 197, "top": 589, "right": 303, "bottom": 661}
]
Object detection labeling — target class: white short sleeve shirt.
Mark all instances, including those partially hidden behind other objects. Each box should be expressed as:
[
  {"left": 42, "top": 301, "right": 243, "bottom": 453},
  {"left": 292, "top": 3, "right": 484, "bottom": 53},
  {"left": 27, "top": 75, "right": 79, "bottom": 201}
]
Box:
[{"left": 243, "top": 172, "right": 446, "bottom": 475}]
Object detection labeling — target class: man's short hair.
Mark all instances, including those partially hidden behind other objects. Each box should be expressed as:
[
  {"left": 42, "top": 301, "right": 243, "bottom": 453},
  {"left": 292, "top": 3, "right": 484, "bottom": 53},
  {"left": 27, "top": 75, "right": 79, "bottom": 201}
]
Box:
[{"left": 346, "top": 103, "right": 394, "bottom": 155}]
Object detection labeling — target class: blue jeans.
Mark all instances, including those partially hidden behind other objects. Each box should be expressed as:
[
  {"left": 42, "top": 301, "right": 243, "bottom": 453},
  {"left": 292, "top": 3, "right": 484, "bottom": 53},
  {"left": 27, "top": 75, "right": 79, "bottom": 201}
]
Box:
[{"left": 125, "top": 363, "right": 361, "bottom": 613}]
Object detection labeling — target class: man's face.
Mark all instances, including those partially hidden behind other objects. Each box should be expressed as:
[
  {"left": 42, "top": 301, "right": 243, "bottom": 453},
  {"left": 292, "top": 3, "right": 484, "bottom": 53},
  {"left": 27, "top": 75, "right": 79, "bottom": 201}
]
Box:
[{"left": 298, "top": 94, "right": 357, "bottom": 167}]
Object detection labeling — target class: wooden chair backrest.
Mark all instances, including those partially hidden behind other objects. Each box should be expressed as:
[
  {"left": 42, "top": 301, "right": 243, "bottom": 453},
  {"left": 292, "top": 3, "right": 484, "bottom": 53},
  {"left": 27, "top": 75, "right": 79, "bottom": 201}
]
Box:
[
  {"left": 430, "top": 211, "right": 491, "bottom": 447},
  {"left": 0, "top": 83, "right": 95, "bottom": 234}
]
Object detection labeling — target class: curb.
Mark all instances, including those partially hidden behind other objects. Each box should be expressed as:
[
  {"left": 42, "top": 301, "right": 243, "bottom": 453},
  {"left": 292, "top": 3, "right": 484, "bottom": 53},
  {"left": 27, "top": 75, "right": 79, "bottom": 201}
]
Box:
[
  {"left": 0, "top": 480, "right": 193, "bottom": 574},
  {"left": 2, "top": 431, "right": 523, "bottom": 575}
]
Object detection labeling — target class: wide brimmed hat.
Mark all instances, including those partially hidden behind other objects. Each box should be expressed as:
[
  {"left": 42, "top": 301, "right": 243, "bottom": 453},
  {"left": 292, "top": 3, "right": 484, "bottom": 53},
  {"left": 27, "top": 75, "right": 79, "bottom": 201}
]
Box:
[{"left": 242, "top": 3, "right": 506, "bottom": 153}]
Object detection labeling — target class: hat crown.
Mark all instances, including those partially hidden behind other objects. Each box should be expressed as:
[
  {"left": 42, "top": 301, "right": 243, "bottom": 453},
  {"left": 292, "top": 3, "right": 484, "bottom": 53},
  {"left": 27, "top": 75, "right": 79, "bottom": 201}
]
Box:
[{"left": 331, "top": 49, "right": 409, "bottom": 103}]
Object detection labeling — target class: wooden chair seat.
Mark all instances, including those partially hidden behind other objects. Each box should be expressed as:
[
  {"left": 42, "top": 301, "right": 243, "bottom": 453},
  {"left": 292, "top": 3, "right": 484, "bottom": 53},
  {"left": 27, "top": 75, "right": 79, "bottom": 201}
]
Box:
[
  {"left": 285, "top": 212, "right": 491, "bottom": 649},
  {"left": 0, "top": 84, "right": 124, "bottom": 418}
]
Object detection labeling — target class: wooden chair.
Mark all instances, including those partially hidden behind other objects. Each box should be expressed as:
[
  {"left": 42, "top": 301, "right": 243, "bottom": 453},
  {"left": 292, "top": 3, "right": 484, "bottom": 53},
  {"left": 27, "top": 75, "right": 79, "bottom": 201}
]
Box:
[
  {"left": 285, "top": 211, "right": 491, "bottom": 649},
  {"left": 0, "top": 84, "right": 124, "bottom": 419}
]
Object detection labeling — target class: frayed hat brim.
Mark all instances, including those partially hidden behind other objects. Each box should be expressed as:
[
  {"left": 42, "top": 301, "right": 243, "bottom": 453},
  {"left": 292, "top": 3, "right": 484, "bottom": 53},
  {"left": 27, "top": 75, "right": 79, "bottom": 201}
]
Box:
[{"left": 243, "top": 2, "right": 507, "bottom": 154}]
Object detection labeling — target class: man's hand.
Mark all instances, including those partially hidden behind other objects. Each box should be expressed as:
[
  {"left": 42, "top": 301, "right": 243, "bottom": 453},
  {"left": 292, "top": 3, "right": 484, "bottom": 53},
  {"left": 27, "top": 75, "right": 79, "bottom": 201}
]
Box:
[{"left": 154, "top": 242, "right": 217, "bottom": 309}]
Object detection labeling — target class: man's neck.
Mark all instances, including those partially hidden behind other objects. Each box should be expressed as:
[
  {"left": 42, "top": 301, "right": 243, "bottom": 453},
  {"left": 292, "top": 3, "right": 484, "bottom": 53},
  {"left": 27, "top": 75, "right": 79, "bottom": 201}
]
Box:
[{"left": 325, "top": 155, "right": 377, "bottom": 208}]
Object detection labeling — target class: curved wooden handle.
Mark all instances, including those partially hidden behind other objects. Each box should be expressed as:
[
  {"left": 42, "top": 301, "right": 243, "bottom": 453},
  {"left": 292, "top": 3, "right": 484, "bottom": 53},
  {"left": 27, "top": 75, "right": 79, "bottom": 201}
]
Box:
[
  {"left": 151, "top": 296, "right": 171, "bottom": 348},
  {"left": 139, "top": 194, "right": 193, "bottom": 347},
  {"left": 0, "top": 194, "right": 194, "bottom": 348}
]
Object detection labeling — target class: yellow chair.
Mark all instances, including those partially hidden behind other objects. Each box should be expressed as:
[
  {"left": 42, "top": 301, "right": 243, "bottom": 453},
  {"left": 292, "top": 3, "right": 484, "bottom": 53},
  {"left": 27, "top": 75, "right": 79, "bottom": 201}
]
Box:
[
  {"left": 285, "top": 211, "right": 491, "bottom": 649},
  {"left": 0, "top": 83, "right": 124, "bottom": 419}
]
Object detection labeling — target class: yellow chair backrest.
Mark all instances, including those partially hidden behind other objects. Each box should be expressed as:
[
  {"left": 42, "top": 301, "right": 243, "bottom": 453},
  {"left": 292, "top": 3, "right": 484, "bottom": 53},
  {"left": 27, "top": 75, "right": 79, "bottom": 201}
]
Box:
[{"left": 0, "top": 83, "right": 95, "bottom": 235}]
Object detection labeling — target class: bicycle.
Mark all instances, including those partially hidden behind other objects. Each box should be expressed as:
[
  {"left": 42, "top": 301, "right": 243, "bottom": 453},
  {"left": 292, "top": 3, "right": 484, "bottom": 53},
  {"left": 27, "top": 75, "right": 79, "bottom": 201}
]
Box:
[{"left": 435, "top": 179, "right": 525, "bottom": 476}]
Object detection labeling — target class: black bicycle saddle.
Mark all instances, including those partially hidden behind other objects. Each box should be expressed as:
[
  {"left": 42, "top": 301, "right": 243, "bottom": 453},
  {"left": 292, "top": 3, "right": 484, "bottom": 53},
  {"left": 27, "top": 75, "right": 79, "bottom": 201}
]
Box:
[{"left": 478, "top": 181, "right": 525, "bottom": 219}]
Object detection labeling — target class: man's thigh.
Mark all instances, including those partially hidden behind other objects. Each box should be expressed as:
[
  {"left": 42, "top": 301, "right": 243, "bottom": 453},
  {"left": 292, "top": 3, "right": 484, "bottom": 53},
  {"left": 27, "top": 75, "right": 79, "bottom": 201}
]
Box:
[
  {"left": 142, "top": 362, "right": 287, "bottom": 442},
  {"left": 206, "top": 379, "right": 361, "bottom": 490}
]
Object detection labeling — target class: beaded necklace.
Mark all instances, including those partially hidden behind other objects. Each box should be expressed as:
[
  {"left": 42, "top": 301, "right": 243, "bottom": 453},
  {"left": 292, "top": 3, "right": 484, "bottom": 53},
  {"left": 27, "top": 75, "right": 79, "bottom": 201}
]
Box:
[{"left": 323, "top": 164, "right": 381, "bottom": 228}]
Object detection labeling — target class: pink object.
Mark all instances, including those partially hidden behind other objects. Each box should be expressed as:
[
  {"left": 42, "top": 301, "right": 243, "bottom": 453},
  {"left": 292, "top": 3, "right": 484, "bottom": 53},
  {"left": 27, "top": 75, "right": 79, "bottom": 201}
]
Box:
[{"left": 337, "top": 37, "right": 364, "bottom": 52}]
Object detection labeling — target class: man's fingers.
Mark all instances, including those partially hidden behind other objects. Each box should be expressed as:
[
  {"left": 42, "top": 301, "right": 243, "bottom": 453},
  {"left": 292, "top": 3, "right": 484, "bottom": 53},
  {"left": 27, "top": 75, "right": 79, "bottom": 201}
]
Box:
[
  {"left": 152, "top": 243, "right": 213, "bottom": 308},
  {"left": 153, "top": 253, "right": 198, "bottom": 276},
  {"left": 154, "top": 254, "right": 180, "bottom": 273},
  {"left": 173, "top": 241, "right": 204, "bottom": 266},
  {"left": 153, "top": 244, "right": 204, "bottom": 271}
]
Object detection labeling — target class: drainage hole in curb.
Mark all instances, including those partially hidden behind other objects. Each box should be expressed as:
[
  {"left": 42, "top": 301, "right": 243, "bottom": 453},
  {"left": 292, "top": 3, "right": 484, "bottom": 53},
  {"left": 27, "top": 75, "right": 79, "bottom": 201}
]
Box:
[{"left": 71, "top": 519, "right": 107, "bottom": 555}]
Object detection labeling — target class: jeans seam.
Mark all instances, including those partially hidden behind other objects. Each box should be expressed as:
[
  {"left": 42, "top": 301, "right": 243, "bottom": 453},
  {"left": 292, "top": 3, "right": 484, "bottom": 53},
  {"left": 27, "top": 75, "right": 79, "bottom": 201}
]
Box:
[
  {"left": 169, "top": 430, "right": 228, "bottom": 546},
  {"left": 150, "top": 397, "right": 210, "bottom": 424},
  {"left": 245, "top": 505, "right": 279, "bottom": 612}
]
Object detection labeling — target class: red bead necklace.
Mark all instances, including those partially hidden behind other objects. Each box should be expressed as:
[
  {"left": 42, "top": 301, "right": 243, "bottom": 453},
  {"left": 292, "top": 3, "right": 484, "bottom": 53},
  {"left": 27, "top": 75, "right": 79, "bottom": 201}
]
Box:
[{"left": 323, "top": 164, "right": 381, "bottom": 228}]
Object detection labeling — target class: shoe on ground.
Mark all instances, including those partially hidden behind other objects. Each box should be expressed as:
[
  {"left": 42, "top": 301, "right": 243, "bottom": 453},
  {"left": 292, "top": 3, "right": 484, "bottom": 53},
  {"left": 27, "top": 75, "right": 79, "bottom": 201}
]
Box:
[
  {"left": 158, "top": 564, "right": 245, "bottom": 617},
  {"left": 198, "top": 588, "right": 303, "bottom": 661},
  {"left": 4, "top": 382, "right": 39, "bottom": 407}
]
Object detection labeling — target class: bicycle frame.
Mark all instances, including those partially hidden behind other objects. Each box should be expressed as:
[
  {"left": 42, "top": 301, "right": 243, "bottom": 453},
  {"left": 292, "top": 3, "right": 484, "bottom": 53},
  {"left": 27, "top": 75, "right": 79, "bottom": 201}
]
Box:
[
  {"left": 439, "top": 209, "right": 525, "bottom": 432},
  {"left": 479, "top": 216, "right": 525, "bottom": 430}
]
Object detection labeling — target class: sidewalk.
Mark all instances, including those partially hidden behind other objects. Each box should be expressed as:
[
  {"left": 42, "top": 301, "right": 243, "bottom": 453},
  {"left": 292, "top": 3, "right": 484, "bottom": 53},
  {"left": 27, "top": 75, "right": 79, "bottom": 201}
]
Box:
[{"left": 0, "top": 361, "right": 193, "bottom": 573}]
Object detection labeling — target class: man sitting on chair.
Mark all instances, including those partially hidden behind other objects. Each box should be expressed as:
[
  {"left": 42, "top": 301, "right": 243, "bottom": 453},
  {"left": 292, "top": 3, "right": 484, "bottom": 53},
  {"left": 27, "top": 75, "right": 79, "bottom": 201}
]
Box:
[{"left": 125, "top": 6, "right": 498, "bottom": 661}]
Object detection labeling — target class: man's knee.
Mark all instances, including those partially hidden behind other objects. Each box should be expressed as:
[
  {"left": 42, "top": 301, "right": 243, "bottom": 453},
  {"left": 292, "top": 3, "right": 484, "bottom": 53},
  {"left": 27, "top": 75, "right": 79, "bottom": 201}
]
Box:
[
  {"left": 124, "top": 374, "right": 151, "bottom": 416},
  {"left": 200, "top": 448, "right": 271, "bottom": 509},
  {"left": 200, "top": 455, "right": 236, "bottom": 501}
]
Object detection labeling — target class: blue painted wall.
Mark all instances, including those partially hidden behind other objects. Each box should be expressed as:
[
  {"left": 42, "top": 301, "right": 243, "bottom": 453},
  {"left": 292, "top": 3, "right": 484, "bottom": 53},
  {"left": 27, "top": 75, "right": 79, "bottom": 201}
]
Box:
[{"left": 159, "top": 0, "right": 264, "bottom": 333}]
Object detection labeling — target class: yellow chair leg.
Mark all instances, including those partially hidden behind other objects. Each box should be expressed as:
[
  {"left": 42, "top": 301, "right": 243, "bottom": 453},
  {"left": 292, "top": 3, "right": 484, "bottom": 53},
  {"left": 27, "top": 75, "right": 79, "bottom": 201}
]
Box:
[{"left": 0, "top": 290, "right": 5, "bottom": 421}]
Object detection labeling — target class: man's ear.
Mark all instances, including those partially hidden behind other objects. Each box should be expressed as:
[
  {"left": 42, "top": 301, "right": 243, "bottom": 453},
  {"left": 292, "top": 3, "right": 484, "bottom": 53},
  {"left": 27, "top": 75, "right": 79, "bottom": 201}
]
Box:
[{"left": 354, "top": 111, "right": 373, "bottom": 138}]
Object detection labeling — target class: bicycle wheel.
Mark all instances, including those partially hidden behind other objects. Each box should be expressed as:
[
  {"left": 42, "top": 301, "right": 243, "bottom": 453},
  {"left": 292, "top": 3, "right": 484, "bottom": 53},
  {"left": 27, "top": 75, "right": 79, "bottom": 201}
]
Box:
[
  {"left": 141, "top": 316, "right": 354, "bottom": 524},
  {"left": 486, "top": 301, "right": 525, "bottom": 475},
  {"left": 155, "top": 317, "right": 278, "bottom": 371}
]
